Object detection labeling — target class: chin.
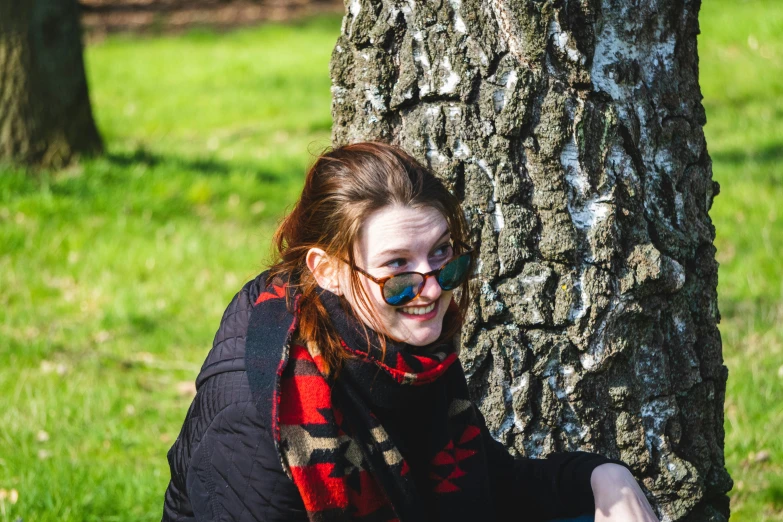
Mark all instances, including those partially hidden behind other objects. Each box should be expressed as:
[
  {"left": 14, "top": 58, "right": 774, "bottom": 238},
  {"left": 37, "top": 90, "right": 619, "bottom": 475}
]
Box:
[{"left": 403, "top": 326, "right": 442, "bottom": 347}]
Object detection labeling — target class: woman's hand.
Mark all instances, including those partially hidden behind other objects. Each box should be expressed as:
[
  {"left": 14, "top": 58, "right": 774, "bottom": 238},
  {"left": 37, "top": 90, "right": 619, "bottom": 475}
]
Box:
[{"left": 591, "top": 463, "right": 660, "bottom": 522}]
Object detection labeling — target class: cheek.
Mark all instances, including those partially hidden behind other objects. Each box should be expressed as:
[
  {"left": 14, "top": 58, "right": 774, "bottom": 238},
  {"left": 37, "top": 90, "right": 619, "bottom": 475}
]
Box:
[
  {"left": 359, "top": 277, "right": 385, "bottom": 308},
  {"left": 439, "top": 290, "right": 454, "bottom": 310},
  {"left": 351, "top": 276, "right": 398, "bottom": 327}
]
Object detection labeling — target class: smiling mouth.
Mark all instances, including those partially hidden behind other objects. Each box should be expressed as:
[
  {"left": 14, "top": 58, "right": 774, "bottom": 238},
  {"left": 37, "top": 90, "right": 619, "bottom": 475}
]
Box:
[{"left": 398, "top": 301, "right": 437, "bottom": 317}]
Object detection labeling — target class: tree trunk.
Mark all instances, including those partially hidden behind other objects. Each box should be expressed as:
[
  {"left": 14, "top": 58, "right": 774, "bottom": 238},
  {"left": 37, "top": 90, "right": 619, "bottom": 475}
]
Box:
[
  {"left": 330, "top": 0, "right": 731, "bottom": 520},
  {"left": 0, "top": 0, "right": 102, "bottom": 168}
]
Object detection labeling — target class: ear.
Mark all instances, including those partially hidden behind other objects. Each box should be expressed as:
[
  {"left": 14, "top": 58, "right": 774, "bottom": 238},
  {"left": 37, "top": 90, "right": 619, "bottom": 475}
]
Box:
[{"left": 305, "top": 248, "right": 343, "bottom": 295}]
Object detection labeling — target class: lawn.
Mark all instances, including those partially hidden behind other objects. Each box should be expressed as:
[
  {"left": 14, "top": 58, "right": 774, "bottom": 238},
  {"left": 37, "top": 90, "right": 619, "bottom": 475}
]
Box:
[
  {"left": 0, "top": 1, "right": 781, "bottom": 520},
  {"left": 700, "top": 0, "right": 783, "bottom": 519}
]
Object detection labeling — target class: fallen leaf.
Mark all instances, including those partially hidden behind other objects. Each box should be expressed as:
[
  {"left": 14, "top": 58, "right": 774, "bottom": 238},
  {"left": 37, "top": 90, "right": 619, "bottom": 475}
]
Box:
[
  {"left": 137, "top": 352, "right": 155, "bottom": 364},
  {"left": 40, "top": 361, "right": 67, "bottom": 375},
  {"left": 754, "top": 450, "right": 770, "bottom": 463},
  {"left": 177, "top": 381, "right": 197, "bottom": 397},
  {"left": 251, "top": 201, "right": 266, "bottom": 215},
  {"left": 93, "top": 330, "right": 111, "bottom": 344}
]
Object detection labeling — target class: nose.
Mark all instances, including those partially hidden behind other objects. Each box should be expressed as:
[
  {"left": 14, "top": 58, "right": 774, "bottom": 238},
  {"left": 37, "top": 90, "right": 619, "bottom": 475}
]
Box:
[{"left": 417, "top": 270, "right": 442, "bottom": 302}]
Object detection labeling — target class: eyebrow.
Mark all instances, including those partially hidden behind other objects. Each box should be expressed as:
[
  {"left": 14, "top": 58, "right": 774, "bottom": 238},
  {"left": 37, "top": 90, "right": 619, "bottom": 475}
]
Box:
[{"left": 372, "top": 229, "right": 451, "bottom": 260}]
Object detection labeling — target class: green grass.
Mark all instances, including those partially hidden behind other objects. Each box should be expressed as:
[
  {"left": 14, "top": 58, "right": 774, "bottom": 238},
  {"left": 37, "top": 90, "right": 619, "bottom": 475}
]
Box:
[
  {"left": 0, "top": 15, "right": 338, "bottom": 521},
  {"left": 0, "top": 1, "right": 781, "bottom": 520},
  {"left": 700, "top": 0, "right": 783, "bottom": 519}
]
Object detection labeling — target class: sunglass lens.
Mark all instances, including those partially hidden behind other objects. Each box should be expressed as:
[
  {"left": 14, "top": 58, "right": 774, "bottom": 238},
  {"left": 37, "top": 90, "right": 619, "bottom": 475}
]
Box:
[
  {"left": 438, "top": 253, "right": 471, "bottom": 290},
  {"left": 383, "top": 273, "right": 423, "bottom": 305}
]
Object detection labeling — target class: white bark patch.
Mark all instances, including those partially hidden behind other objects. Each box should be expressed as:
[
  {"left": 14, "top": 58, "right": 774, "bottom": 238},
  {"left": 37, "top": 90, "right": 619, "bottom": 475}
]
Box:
[
  {"left": 453, "top": 138, "right": 471, "bottom": 158},
  {"left": 364, "top": 87, "right": 386, "bottom": 112},
  {"left": 570, "top": 197, "right": 613, "bottom": 230},
  {"left": 592, "top": 19, "right": 677, "bottom": 100},
  {"left": 580, "top": 352, "right": 599, "bottom": 371},
  {"left": 548, "top": 19, "right": 585, "bottom": 64},
  {"left": 523, "top": 431, "right": 546, "bottom": 457},
  {"left": 640, "top": 397, "right": 677, "bottom": 453},
  {"left": 494, "top": 408, "right": 515, "bottom": 440},
  {"left": 438, "top": 56, "right": 461, "bottom": 94},
  {"left": 579, "top": 322, "right": 606, "bottom": 371},
  {"left": 331, "top": 85, "right": 347, "bottom": 104},
  {"left": 493, "top": 69, "right": 518, "bottom": 113},
  {"left": 425, "top": 137, "right": 448, "bottom": 165},
  {"left": 489, "top": 0, "right": 534, "bottom": 69},
  {"left": 478, "top": 158, "right": 504, "bottom": 232},
  {"left": 477, "top": 47, "right": 489, "bottom": 67},
  {"left": 562, "top": 422, "right": 591, "bottom": 444},
  {"left": 448, "top": 0, "right": 467, "bottom": 33},
  {"left": 412, "top": 31, "right": 431, "bottom": 67},
  {"left": 561, "top": 364, "right": 577, "bottom": 395},
  {"left": 505, "top": 373, "right": 529, "bottom": 432},
  {"left": 548, "top": 375, "right": 566, "bottom": 400},
  {"left": 503, "top": 69, "right": 518, "bottom": 90},
  {"left": 412, "top": 31, "right": 434, "bottom": 96},
  {"left": 578, "top": 291, "right": 627, "bottom": 374},
  {"left": 493, "top": 90, "right": 506, "bottom": 113},
  {"left": 397, "top": 2, "right": 416, "bottom": 33},
  {"left": 546, "top": 363, "right": 579, "bottom": 400},
  {"left": 674, "top": 192, "right": 685, "bottom": 226},
  {"left": 348, "top": 0, "right": 361, "bottom": 36},
  {"left": 568, "top": 270, "right": 589, "bottom": 323},
  {"left": 562, "top": 133, "right": 613, "bottom": 232},
  {"left": 561, "top": 137, "right": 589, "bottom": 195},
  {"left": 673, "top": 315, "right": 686, "bottom": 334},
  {"left": 672, "top": 259, "right": 686, "bottom": 289},
  {"left": 480, "top": 281, "right": 499, "bottom": 300},
  {"left": 591, "top": 24, "right": 634, "bottom": 101}
]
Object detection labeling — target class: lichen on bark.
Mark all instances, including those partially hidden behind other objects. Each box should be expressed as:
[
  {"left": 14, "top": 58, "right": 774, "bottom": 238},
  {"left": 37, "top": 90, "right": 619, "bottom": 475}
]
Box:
[{"left": 330, "top": 0, "right": 731, "bottom": 519}]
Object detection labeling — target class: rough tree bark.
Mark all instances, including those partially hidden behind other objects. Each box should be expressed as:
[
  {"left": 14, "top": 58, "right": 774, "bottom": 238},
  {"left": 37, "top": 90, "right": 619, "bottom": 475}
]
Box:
[
  {"left": 0, "top": 0, "right": 102, "bottom": 168},
  {"left": 330, "top": 1, "right": 731, "bottom": 520}
]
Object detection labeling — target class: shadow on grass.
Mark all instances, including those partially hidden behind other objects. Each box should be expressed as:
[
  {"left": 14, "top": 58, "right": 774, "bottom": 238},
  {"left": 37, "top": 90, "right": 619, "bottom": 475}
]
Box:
[
  {"left": 711, "top": 143, "right": 783, "bottom": 167},
  {"left": 105, "top": 148, "right": 283, "bottom": 183}
]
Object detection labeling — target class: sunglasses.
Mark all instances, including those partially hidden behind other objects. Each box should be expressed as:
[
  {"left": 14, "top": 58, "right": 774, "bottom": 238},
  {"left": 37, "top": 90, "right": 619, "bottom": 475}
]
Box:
[{"left": 348, "top": 240, "right": 474, "bottom": 306}]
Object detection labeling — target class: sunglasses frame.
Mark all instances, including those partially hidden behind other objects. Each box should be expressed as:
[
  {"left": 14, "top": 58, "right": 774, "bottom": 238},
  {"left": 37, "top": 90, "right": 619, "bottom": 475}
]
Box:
[{"left": 347, "top": 239, "right": 475, "bottom": 306}]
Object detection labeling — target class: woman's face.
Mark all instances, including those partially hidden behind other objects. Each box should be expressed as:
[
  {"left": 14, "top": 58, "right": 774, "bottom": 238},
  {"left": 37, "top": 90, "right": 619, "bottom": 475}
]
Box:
[{"left": 340, "top": 205, "right": 455, "bottom": 346}]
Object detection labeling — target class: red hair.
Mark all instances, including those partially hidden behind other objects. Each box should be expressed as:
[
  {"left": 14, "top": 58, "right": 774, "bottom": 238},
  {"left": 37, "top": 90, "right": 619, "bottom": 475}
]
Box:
[{"left": 268, "top": 142, "right": 472, "bottom": 375}]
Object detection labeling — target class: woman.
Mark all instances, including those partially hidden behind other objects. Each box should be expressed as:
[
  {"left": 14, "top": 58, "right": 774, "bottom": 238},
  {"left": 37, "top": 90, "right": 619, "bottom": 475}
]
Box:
[{"left": 162, "top": 142, "right": 658, "bottom": 522}]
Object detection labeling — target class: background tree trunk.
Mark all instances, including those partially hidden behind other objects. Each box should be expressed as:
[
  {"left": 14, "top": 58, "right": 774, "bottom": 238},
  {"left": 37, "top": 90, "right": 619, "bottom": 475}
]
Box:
[
  {"left": 0, "top": 0, "right": 102, "bottom": 168},
  {"left": 330, "top": 0, "right": 732, "bottom": 520}
]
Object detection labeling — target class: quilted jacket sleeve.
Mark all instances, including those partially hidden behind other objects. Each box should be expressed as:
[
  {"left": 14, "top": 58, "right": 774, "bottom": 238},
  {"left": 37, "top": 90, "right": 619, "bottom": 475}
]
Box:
[
  {"left": 478, "top": 407, "right": 625, "bottom": 522},
  {"left": 162, "top": 273, "right": 308, "bottom": 522},
  {"left": 163, "top": 370, "right": 308, "bottom": 522}
]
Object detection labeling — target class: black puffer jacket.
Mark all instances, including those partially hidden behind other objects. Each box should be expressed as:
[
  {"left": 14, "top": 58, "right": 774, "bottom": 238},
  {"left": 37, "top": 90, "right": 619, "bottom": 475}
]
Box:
[{"left": 162, "top": 273, "right": 618, "bottom": 522}]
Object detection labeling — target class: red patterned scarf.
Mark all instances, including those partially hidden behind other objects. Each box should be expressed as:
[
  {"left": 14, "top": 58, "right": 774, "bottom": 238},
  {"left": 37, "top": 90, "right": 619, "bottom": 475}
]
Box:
[{"left": 245, "top": 275, "right": 495, "bottom": 522}]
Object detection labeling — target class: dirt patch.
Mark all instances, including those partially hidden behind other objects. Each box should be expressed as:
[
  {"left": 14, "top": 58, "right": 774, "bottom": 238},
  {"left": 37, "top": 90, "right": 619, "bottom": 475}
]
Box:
[{"left": 80, "top": 0, "right": 344, "bottom": 40}]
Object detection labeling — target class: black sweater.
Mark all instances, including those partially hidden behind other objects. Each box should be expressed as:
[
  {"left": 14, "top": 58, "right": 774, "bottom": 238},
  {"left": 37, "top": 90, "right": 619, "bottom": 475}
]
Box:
[{"left": 162, "top": 273, "right": 617, "bottom": 522}]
